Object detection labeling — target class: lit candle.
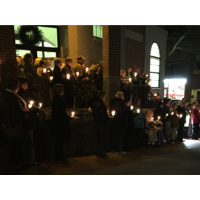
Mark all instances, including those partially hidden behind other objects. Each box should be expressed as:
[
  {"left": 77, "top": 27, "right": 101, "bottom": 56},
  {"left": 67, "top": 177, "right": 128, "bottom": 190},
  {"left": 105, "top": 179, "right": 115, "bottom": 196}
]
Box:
[
  {"left": 154, "top": 93, "right": 157, "bottom": 97},
  {"left": 43, "top": 68, "right": 47, "bottom": 73},
  {"left": 39, "top": 103, "right": 42, "bottom": 108},
  {"left": 49, "top": 76, "right": 53, "bottom": 81},
  {"left": 76, "top": 72, "right": 79, "bottom": 76},
  {"left": 71, "top": 112, "right": 75, "bottom": 117},
  {"left": 30, "top": 101, "right": 34, "bottom": 105},
  {"left": 157, "top": 116, "right": 160, "bottom": 121},
  {"left": 67, "top": 74, "right": 70, "bottom": 79},
  {"left": 86, "top": 67, "right": 89, "bottom": 72},
  {"left": 166, "top": 113, "right": 169, "bottom": 117},
  {"left": 151, "top": 117, "right": 154, "bottom": 121},
  {"left": 28, "top": 104, "right": 32, "bottom": 109},
  {"left": 148, "top": 82, "right": 151, "bottom": 86},
  {"left": 129, "top": 78, "right": 132, "bottom": 82},
  {"left": 111, "top": 111, "right": 115, "bottom": 116},
  {"left": 180, "top": 114, "right": 183, "bottom": 118},
  {"left": 137, "top": 109, "right": 140, "bottom": 113},
  {"left": 130, "top": 106, "right": 134, "bottom": 110},
  {"left": 134, "top": 72, "right": 137, "bottom": 77},
  {"left": 171, "top": 112, "right": 174, "bottom": 115},
  {"left": 146, "top": 74, "right": 148, "bottom": 78}
]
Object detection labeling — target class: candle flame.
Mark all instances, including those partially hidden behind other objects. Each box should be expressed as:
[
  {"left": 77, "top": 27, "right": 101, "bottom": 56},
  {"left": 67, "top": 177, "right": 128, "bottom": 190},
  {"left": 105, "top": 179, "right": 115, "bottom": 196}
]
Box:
[{"left": 112, "top": 111, "right": 115, "bottom": 116}]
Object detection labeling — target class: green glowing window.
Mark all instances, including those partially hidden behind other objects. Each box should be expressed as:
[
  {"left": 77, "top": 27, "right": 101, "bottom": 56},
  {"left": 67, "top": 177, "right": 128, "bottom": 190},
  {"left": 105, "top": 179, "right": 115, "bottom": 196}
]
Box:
[{"left": 93, "top": 25, "right": 102, "bottom": 38}]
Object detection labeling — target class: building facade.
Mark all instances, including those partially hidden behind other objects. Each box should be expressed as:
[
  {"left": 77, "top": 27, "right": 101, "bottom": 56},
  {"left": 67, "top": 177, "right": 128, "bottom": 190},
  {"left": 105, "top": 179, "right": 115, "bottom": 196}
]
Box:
[{"left": 0, "top": 25, "right": 168, "bottom": 107}]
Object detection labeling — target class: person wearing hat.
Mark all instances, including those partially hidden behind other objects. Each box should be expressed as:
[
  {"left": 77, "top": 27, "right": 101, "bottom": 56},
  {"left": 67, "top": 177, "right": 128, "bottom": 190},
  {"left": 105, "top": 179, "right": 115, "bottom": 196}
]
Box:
[{"left": 62, "top": 56, "right": 75, "bottom": 108}]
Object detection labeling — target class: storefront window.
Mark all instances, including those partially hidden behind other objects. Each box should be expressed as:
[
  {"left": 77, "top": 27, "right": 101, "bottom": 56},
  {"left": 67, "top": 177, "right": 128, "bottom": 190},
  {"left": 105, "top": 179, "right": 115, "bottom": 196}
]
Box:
[{"left": 150, "top": 43, "right": 160, "bottom": 88}]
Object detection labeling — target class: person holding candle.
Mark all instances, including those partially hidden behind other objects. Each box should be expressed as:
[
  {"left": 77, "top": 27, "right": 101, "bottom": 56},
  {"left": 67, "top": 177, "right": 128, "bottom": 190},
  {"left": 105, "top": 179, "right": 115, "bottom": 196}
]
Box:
[
  {"left": 153, "top": 101, "right": 165, "bottom": 124},
  {"left": 133, "top": 65, "right": 141, "bottom": 81},
  {"left": 120, "top": 69, "right": 131, "bottom": 101},
  {"left": 145, "top": 110, "right": 158, "bottom": 147},
  {"left": 91, "top": 90, "right": 111, "bottom": 158},
  {"left": 184, "top": 103, "right": 192, "bottom": 138},
  {"left": 132, "top": 97, "right": 145, "bottom": 149},
  {"left": 191, "top": 105, "right": 200, "bottom": 140},
  {"left": 164, "top": 99, "right": 172, "bottom": 142},
  {"left": 89, "top": 63, "right": 102, "bottom": 91},
  {"left": 52, "top": 84, "right": 72, "bottom": 161},
  {"left": 0, "top": 79, "right": 29, "bottom": 169},
  {"left": 110, "top": 91, "right": 127, "bottom": 155},
  {"left": 23, "top": 53, "right": 43, "bottom": 103},
  {"left": 125, "top": 66, "right": 133, "bottom": 80},
  {"left": 170, "top": 108, "right": 180, "bottom": 143},
  {"left": 176, "top": 101, "right": 186, "bottom": 142}
]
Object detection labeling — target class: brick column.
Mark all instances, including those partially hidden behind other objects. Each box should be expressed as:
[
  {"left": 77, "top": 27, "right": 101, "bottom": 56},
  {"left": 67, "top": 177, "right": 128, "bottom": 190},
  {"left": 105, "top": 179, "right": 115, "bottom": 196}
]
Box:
[
  {"left": 0, "top": 25, "right": 17, "bottom": 87},
  {"left": 102, "top": 25, "right": 121, "bottom": 108}
]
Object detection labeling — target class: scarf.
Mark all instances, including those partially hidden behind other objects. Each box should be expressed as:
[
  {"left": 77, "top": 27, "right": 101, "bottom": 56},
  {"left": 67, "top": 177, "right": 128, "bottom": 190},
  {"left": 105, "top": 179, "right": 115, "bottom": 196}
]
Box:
[{"left": 6, "top": 89, "right": 27, "bottom": 109}]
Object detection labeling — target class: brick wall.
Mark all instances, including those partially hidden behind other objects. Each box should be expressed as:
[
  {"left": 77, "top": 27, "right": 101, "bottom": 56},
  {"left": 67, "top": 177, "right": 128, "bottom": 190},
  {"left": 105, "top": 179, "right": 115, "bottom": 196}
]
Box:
[
  {"left": 0, "top": 25, "right": 17, "bottom": 86},
  {"left": 126, "top": 25, "right": 145, "bottom": 35},
  {"left": 102, "top": 25, "right": 121, "bottom": 76},
  {"left": 125, "top": 37, "right": 145, "bottom": 72}
]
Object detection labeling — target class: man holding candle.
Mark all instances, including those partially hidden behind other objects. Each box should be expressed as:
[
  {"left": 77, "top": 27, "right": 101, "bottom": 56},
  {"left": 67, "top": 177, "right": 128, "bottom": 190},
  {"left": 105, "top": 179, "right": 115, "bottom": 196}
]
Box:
[
  {"left": 110, "top": 91, "right": 127, "bottom": 155},
  {"left": 62, "top": 57, "right": 75, "bottom": 108},
  {"left": 91, "top": 91, "right": 110, "bottom": 158}
]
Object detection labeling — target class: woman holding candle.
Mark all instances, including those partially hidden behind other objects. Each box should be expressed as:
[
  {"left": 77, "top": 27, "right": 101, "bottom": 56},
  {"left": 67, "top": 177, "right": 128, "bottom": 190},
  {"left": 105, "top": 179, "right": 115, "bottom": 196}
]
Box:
[
  {"left": 170, "top": 108, "right": 180, "bottom": 143},
  {"left": 125, "top": 66, "right": 133, "bottom": 80},
  {"left": 132, "top": 97, "right": 145, "bottom": 149},
  {"left": 120, "top": 69, "right": 131, "bottom": 101},
  {"left": 52, "top": 84, "right": 72, "bottom": 161}
]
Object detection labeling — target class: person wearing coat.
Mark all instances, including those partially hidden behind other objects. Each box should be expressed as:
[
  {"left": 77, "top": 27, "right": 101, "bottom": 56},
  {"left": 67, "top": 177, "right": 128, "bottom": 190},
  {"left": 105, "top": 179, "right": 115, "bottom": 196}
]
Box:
[
  {"left": 154, "top": 101, "right": 165, "bottom": 123},
  {"left": 62, "top": 57, "right": 75, "bottom": 108},
  {"left": 17, "top": 78, "right": 40, "bottom": 166},
  {"left": 23, "top": 53, "right": 43, "bottom": 104},
  {"left": 0, "top": 79, "right": 29, "bottom": 169},
  {"left": 132, "top": 97, "right": 145, "bottom": 149},
  {"left": 164, "top": 99, "right": 172, "bottom": 142},
  {"left": 91, "top": 91, "right": 110, "bottom": 158},
  {"left": 191, "top": 105, "right": 200, "bottom": 140},
  {"left": 110, "top": 91, "right": 127, "bottom": 155},
  {"left": 176, "top": 101, "right": 186, "bottom": 142},
  {"left": 52, "top": 84, "right": 72, "bottom": 161},
  {"left": 170, "top": 108, "right": 180, "bottom": 143},
  {"left": 120, "top": 69, "right": 131, "bottom": 101}
]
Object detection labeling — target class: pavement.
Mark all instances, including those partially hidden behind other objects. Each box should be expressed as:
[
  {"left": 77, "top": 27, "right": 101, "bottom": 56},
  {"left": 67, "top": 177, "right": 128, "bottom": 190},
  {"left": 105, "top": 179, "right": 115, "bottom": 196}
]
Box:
[{"left": 5, "top": 139, "right": 200, "bottom": 175}]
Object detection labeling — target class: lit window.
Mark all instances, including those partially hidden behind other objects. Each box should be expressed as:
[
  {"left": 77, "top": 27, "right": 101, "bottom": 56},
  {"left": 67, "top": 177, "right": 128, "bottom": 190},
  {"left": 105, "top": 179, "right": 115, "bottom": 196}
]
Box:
[
  {"left": 150, "top": 43, "right": 160, "bottom": 88},
  {"left": 93, "top": 25, "right": 102, "bottom": 38},
  {"left": 16, "top": 49, "right": 30, "bottom": 57}
]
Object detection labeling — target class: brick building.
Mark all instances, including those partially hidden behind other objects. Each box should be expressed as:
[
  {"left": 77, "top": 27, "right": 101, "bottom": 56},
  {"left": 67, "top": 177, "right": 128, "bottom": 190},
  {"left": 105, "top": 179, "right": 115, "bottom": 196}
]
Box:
[{"left": 0, "top": 25, "right": 168, "bottom": 107}]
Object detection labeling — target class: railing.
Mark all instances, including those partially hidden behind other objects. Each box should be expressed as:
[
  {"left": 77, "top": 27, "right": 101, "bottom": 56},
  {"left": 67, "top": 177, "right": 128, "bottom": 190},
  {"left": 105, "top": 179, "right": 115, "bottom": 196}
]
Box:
[{"left": 131, "top": 80, "right": 156, "bottom": 108}]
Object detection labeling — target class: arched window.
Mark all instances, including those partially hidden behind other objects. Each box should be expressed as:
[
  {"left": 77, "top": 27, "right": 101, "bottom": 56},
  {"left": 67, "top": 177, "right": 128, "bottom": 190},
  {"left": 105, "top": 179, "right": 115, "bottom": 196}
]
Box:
[{"left": 150, "top": 43, "right": 160, "bottom": 88}]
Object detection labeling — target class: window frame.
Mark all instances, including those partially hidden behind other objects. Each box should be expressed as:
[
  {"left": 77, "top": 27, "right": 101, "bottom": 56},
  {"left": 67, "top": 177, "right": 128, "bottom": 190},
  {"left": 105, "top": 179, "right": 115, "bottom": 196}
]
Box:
[
  {"left": 149, "top": 43, "right": 160, "bottom": 88},
  {"left": 15, "top": 25, "right": 60, "bottom": 59}
]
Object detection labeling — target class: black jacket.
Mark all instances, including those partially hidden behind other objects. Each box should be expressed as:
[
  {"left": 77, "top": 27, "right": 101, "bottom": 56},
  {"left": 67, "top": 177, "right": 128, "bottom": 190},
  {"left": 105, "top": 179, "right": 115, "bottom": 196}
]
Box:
[
  {"left": 51, "top": 95, "right": 71, "bottom": 140},
  {"left": 110, "top": 97, "right": 127, "bottom": 128},
  {"left": 164, "top": 106, "right": 171, "bottom": 121},
  {"left": 52, "top": 66, "right": 66, "bottom": 86},
  {"left": 91, "top": 97, "right": 110, "bottom": 126},
  {"left": 176, "top": 105, "right": 186, "bottom": 124},
  {"left": 62, "top": 64, "right": 74, "bottom": 82},
  {"left": 0, "top": 90, "right": 26, "bottom": 127},
  {"left": 154, "top": 106, "right": 165, "bottom": 123}
]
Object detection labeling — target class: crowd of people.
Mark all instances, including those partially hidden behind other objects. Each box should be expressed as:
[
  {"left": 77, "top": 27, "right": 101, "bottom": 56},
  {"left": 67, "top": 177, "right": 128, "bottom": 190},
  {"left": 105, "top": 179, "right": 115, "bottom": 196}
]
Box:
[
  {"left": 0, "top": 52, "right": 199, "bottom": 169},
  {"left": 0, "top": 53, "right": 103, "bottom": 169}
]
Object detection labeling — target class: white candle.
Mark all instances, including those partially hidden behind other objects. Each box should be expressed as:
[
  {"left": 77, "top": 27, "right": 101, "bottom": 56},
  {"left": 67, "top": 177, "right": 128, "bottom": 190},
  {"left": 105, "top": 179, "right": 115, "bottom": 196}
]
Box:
[
  {"left": 154, "top": 93, "right": 157, "bottom": 97},
  {"left": 49, "top": 76, "right": 53, "bottom": 81},
  {"left": 158, "top": 116, "right": 160, "bottom": 121},
  {"left": 30, "top": 101, "right": 34, "bottom": 105},
  {"left": 130, "top": 106, "right": 134, "bottom": 110},
  {"left": 76, "top": 72, "right": 79, "bottom": 76},
  {"left": 137, "top": 109, "right": 140, "bottom": 113},
  {"left": 148, "top": 82, "right": 151, "bottom": 86},
  {"left": 86, "top": 67, "right": 89, "bottom": 72},
  {"left": 39, "top": 103, "right": 42, "bottom": 108},
  {"left": 146, "top": 74, "right": 148, "bottom": 78},
  {"left": 166, "top": 113, "right": 169, "bottom": 117},
  {"left": 111, "top": 111, "right": 115, "bottom": 116},
  {"left": 43, "top": 68, "right": 47, "bottom": 73},
  {"left": 180, "top": 114, "right": 183, "bottom": 118},
  {"left": 67, "top": 74, "right": 70, "bottom": 79},
  {"left": 171, "top": 112, "right": 174, "bottom": 115},
  {"left": 28, "top": 104, "right": 32, "bottom": 109},
  {"left": 151, "top": 117, "right": 154, "bottom": 121},
  {"left": 134, "top": 72, "right": 137, "bottom": 77},
  {"left": 129, "top": 78, "right": 132, "bottom": 82},
  {"left": 71, "top": 112, "right": 75, "bottom": 117}
]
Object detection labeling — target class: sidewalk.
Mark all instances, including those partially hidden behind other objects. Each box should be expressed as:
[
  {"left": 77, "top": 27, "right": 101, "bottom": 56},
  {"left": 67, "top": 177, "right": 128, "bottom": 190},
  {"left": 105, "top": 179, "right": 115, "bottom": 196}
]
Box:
[{"left": 3, "top": 139, "right": 200, "bottom": 175}]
